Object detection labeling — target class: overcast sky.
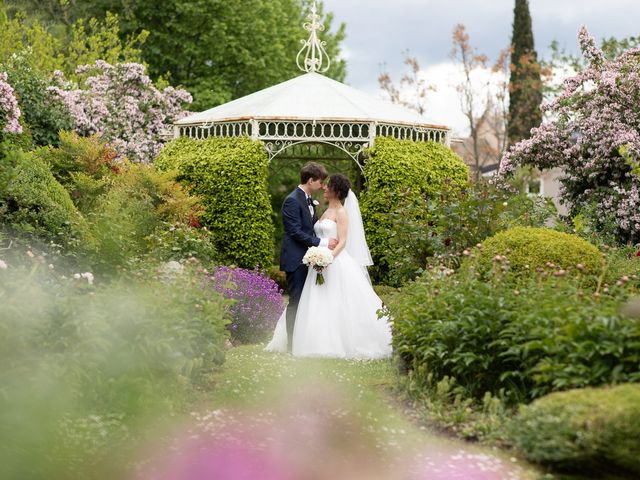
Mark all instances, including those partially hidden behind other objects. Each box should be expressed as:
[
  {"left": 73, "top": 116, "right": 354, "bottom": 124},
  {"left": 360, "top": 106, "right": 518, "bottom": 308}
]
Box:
[{"left": 321, "top": 0, "right": 640, "bottom": 134}]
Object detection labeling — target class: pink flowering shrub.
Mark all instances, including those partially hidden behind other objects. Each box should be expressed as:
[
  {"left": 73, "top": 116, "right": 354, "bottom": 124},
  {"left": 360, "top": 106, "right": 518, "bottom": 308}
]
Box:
[
  {"left": 48, "top": 61, "right": 192, "bottom": 163},
  {"left": 0, "top": 71, "right": 23, "bottom": 135},
  {"left": 500, "top": 27, "right": 640, "bottom": 243}
]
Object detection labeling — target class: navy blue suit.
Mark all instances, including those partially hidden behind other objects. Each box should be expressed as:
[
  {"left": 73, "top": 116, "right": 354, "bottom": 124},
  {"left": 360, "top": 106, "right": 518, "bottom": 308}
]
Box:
[{"left": 280, "top": 187, "right": 320, "bottom": 351}]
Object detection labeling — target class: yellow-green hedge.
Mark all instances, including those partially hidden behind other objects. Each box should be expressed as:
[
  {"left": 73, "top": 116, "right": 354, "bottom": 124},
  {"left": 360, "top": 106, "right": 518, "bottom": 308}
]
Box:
[
  {"left": 155, "top": 136, "right": 274, "bottom": 268},
  {"left": 465, "top": 226, "right": 603, "bottom": 278},
  {"left": 360, "top": 137, "right": 469, "bottom": 283},
  {"left": 508, "top": 384, "right": 640, "bottom": 475}
]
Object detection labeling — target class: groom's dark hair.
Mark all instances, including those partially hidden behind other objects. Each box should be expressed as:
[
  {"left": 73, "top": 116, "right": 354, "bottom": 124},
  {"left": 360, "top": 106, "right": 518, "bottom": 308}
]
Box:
[{"left": 300, "top": 162, "right": 328, "bottom": 184}]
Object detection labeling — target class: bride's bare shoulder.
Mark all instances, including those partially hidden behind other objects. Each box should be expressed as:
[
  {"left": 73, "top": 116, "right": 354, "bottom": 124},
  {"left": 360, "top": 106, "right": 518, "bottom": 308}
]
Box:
[{"left": 336, "top": 206, "right": 348, "bottom": 222}]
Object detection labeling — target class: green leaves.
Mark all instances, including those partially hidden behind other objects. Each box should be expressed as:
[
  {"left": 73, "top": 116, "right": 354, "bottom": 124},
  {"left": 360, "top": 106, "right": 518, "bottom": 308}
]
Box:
[
  {"left": 359, "top": 137, "right": 469, "bottom": 284},
  {"left": 391, "top": 266, "right": 640, "bottom": 405},
  {"left": 508, "top": 384, "right": 640, "bottom": 474},
  {"left": 155, "top": 136, "right": 274, "bottom": 268}
]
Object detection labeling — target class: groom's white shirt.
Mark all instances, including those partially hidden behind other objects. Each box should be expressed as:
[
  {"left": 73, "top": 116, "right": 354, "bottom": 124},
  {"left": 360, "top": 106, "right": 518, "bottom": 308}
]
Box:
[{"left": 298, "top": 186, "right": 328, "bottom": 248}]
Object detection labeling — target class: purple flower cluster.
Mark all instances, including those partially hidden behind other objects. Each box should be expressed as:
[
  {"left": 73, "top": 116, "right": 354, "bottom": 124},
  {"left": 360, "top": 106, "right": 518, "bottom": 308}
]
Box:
[
  {"left": 48, "top": 61, "right": 192, "bottom": 163},
  {"left": 0, "top": 71, "right": 22, "bottom": 134},
  {"left": 500, "top": 26, "right": 640, "bottom": 242},
  {"left": 210, "top": 266, "right": 284, "bottom": 343}
]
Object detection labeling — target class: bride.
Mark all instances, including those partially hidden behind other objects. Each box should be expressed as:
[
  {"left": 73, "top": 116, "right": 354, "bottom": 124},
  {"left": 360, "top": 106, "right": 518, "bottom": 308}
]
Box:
[{"left": 266, "top": 173, "right": 392, "bottom": 359}]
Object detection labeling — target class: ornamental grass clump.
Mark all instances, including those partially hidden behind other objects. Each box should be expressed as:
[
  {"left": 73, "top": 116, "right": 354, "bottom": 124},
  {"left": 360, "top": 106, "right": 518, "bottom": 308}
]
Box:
[{"left": 210, "top": 266, "right": 284, "bottom": 344}]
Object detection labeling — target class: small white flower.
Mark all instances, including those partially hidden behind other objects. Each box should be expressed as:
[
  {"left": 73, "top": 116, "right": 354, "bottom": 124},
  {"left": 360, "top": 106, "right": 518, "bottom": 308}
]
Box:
[
  {"left": 81, "top": 272, "right": 94, "bottom": 285},
  {"left": 502, "top": 202, "right": 508, "bottom": 207},
  {"left": 48, "top": 264, "right": 54, "bottom": 270},
  {"left": 73, "top": 273, "right": 81, "bottom": 279},
  {"left": 0, "top": 259, "right": 7, "bottom": 270},
  {"left": 160, "top": 260, "right": 184, "bottom": 275},
  {"left": 312, "top": 199, "right": 320, "bottom": 206},
  {"left": 26, "top": 251, "right": 34, "bottom": 258}
]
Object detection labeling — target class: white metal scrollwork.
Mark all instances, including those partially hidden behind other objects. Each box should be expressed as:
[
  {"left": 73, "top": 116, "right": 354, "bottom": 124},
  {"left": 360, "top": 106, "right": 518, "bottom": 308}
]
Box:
[{"left": 296, "top": 1, "right": 330, "bottom": 73}]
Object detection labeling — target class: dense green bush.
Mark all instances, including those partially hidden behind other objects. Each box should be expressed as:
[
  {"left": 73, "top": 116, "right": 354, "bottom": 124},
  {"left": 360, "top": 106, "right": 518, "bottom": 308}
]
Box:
[
  {"left": 385, "top": 180, "right": 557, "bottom": 285},
  {"left": 155, "top": 136, "right": 274, "bottom": 268},
  {"left": 2, "top": 54, "right": 74, "bottom": 147},
  {"left": 86, "top": 162, "right": 201, "bottom": 272},
  {"left": 146, "top": 222, "right": 218, "bottom": 264},
  {"left": 392, "top": 267, "right": 640, "bottom": 404},
  {"left": 38, "top": 131, "right": 119, "bottom": 213},
  {"left": 508, "top": 384, "right": 640, "bottom": 475},
  {"left": 359, "top": 137, "right": 468, "bottom": 283},
  {"left": 0, "top": 148, "right": 91, "bottom": 249},
  {"left": 465, "top": 226, "right": 603, "bottom": 279},
  {"left": 0, "top": 250, "right": 229, "bottom": 479}
]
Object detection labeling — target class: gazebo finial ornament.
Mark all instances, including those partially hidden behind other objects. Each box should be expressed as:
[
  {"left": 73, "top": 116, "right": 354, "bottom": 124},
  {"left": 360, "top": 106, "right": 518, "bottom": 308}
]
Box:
[{"left": 296, "top": 1, "right": 331, "bottom": 73}]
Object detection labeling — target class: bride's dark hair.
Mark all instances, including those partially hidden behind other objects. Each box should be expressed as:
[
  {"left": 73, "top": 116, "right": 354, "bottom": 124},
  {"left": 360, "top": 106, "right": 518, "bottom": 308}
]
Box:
[{"left": 327, "top": 173, "right": 351, "bottom": 201}]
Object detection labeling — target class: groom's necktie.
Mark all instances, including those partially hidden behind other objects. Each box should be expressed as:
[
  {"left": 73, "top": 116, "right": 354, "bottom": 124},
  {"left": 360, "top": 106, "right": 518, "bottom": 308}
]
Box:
[{"left": 306, "top": 196, "right": 314, "bottom": 218}]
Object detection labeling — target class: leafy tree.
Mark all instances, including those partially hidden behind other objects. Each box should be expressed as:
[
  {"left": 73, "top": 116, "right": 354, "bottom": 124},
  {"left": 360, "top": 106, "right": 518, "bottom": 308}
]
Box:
[
  {"left": 7, "top": 0, "right": 347, "bottom": 111},
  {"left": 0, "top": 4, "right": 147, "bottom": 79},
  {"left": 507, "top": 0, "right": 543, "bottom": 146}
]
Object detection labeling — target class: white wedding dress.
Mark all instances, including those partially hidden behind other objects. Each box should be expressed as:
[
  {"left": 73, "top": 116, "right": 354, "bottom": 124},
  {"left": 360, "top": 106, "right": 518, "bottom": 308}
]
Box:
[{"left": 265, "top": 218, "right": 392, "bottom": 359}]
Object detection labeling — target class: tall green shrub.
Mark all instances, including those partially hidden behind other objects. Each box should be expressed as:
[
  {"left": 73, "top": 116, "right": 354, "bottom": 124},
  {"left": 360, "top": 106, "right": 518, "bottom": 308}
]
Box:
[
  {"left": 155, "top": 136, "right": 274, "bottom": 269},
  {"left": 360, "top": 137, "right": 469, "bottom": 283}
]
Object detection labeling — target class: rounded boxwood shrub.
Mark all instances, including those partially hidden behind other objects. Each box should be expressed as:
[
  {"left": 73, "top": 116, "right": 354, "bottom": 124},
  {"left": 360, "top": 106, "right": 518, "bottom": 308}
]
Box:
[
  {"left": 0, "top": 148, "right": 91, "bottom": 248},
  {"left": 359, "top": 137, "right": 468, "bottom": 284},
  {"left": 465, "top": 226, "right": 603, "bottom": 279},
  {"left": 508, "top": 384, "right": 640, "bottom": 475},
  {"left": 155, "top": 136, "right": 274, "bottom": 269}
]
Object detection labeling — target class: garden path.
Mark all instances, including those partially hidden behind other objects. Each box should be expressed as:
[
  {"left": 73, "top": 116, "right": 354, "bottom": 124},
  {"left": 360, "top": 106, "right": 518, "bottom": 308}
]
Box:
[{"left": 185, "top": 345, "right": 541, "bottom": 479}]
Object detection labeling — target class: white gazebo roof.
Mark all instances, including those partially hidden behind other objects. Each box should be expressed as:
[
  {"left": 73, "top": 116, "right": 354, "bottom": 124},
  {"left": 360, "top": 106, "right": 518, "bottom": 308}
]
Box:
[
  {"left": 173, "top": 1, "right": 450, "bottom": 165},
  {"left": 176, "top": 72, "right": 445, "bottom": 129}
]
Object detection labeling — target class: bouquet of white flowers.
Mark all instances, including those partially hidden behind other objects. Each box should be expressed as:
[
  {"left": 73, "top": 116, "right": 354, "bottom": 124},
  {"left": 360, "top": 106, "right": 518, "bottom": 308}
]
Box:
[{"left": 302, "top": 246, "right": 334, "bottom": 285}]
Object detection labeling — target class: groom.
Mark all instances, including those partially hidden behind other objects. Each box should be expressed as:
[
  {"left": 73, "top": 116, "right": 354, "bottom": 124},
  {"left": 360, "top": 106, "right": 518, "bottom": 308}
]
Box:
[{"left": 280, "top": 162, "right": 337, "bottom": 352}]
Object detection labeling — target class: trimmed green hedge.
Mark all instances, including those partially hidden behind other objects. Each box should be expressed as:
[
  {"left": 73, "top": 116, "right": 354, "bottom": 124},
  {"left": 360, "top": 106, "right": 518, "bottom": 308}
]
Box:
[
  {"left": 360, "top": 137, "right": 468, "bottom": 283},
  {"left": 508, "top": 384, "right": 640, "bottom": 475},
  {"left": 464, "top": 226, "right": 603, "bottom": 279},
  {"left": 155, "top": 136, "right": 274, "bottom": 268}
]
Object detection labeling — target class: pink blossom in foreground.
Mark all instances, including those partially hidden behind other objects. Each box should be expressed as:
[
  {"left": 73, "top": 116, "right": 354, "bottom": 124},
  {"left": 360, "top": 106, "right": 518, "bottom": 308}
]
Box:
[
  {"left": 0, "top": 71, "right": 23, "bottom": 134},
  {"left": 48, "top": 61, "right": 192, "bottom": 163}
]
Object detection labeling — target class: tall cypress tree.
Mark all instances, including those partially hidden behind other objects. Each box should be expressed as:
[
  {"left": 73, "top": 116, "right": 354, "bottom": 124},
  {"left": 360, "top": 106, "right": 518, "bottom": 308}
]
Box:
[{"left": 508, "top": 0, "right": 543, "bottom": 146}]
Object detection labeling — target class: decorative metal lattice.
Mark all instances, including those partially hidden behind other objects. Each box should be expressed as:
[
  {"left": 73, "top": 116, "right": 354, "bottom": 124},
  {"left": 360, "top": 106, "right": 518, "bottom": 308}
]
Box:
[{"left": 175, "top": 119, "right": 449, "bottom": 166}]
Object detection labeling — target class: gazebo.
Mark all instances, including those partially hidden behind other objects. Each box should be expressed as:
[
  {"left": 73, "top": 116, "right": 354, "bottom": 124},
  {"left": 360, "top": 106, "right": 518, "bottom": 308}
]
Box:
[{"left": 173, "top": 2, "right": 450, "bottom": 171}]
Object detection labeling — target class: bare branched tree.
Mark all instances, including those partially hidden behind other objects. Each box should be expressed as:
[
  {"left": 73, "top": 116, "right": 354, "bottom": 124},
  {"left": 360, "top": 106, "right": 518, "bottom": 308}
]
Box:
[
  {"left": 378, "top": 54, "right": 435, "bottom": 115},
  {"left": 451, "top": 24, "right": 510, "bottom": 180}
]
